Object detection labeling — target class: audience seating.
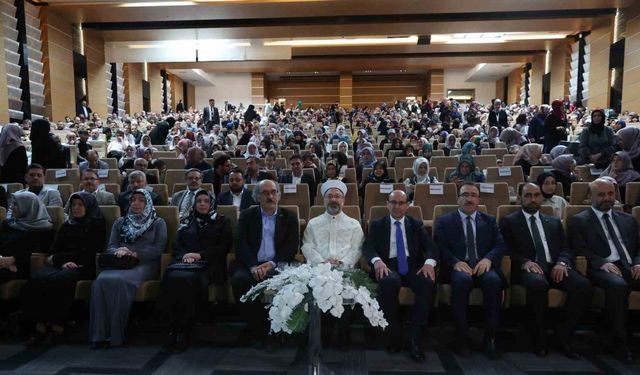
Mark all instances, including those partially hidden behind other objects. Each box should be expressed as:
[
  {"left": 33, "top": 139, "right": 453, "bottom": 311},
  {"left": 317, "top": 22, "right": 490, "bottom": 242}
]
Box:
[
  {"left": 314, "top": 182, "right": 359, "bottom": 206},
  {"left": 516, "top": 182, "right": 564, "bottom": 198},
  {"left": 363, "top": 183, "right": 406, "bottom": 221},
  {"left": 88, "top": 140, "right": 106, "bottom": 157},
  {"left": 401, "top": 167, "right": 438, "bottom": 181},
  {"left": 154, "top": 151, "right": 177, "bottom": 158},
  {"left": 569, "top": 182, "right": 622, "bottom": 205},
  {"left": 625, "top": 182, "right": 640, "bottom": 205},
  {"left": 159, "top": 158, "right": 186, "bottom": 169},
  {"left": 575, "top": 165, "right": 600, "bottom": 183},
  {"left": 502, "top": 154, "right": 515, "bottom": 166},
  {"left": 55, "top": 184, "right": 74, "bottom": 204},
  {"left": 367, "top": 205, "right": 423, "bottom": 233},
  {"left": 431, "top": 150, "right": 445, "bottom": 157},
  {"left": 164, "top": 169, "right": 188, "bottom": 194},
  {"left": 2, "top": 183, "right": 24, "bottom": 194},
  {"left": 394, "top": 157, "right": 416, "bottom": 178},
  {"left": 413, "top": 183, "right": 458, "bottom": 228},
  {"left": 103, "top": 158, "right": 118, "bottom": 169},
  {"left": 433, "top": 204, "right": 488, "bottom": 219},
  {"left": 99, "top": 169, "right": 123, "bottom": 185},
  {"left": 45, "top": 169, "right": 80, "bottom": 189},
  {"left": 278, "top": 184, "right": 310, "bottom": 224},
  {"left": 528, "top": 166, "right": 554, "bottom": 183},
  {"left": 309, "top": 205, "right": 361, "bottom": 223},
  {"left": 362, "top": 168, "right": 397, "bottom": 182},
  {"left": 430, "top": 156, "right": 459, "bottom": 182},
  {"left": 472, "top": 155, "right": 498, "bottom": 171},
  {"left": 0, "top": 207, "right": 5, "bottom": 223},
  {"left": 125, "top": 169, "right": 159, "bottom": 182},
  {"left": 147, "top": 184, "right": 169, "bottom": 205},
  {"left": 496, "top": 205, "right": 554, "bottom": 222},
  {"left": 172, "top": 183, "right": 214, "bottom": 196},
  {"left": 344, "top": 168, "right": 357, "bottom": 183},
  {"left": 486, "top": 166, "right": 525, "bottom": 193},
  {"left": 475, "top": 182, "right": 510, "bottom": 216},
  {"left": 230, "top": 158, "right": 247, "bottom": 170},
  {"left": 450, "top": 149, "right": 462, "bottom": 156},
  {"left": 221, "top": 184, "right": 256, "bottom": 193},
  {"left": 209, "top": 205, "right": 238, "bottom": 303},
  {"left": 481, "top": 148, "right": 509, "bottom": 159}
]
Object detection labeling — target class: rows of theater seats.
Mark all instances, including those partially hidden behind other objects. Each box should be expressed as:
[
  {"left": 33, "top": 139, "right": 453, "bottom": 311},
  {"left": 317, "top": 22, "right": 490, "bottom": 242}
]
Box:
[{"left": 0, "top": 200, "right": 639, "bottom": 316}]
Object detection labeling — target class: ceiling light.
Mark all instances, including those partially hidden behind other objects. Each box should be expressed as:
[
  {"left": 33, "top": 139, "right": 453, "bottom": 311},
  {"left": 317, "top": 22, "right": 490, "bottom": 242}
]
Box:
[
  {"left": 118, "top": 1, "right": 195, "bottom": 7},
  {"left": 431, "top": 32, "right": 567, "bottom": 44},
  {"left": 263, "top": 36, "right": 418, "bottom": 47},
  {"left": 127, "top": 40, "right": 250, "bottom": 49}
]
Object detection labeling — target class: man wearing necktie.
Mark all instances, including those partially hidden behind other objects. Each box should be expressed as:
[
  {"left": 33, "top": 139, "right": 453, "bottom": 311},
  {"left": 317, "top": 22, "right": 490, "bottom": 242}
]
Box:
[
  {"left": 364, "top": 190, "right": 439, "bottom": 362},
  {"left": 170, "top": 169, "right": 203, "bottom": 225},
  {"left": 434, "top": 182, "right": 505, "bottom": 359},
  {"left": 568, "top": 178, "right": 640, "bottom": 364},
  {"left": 501, "top": 183, "right": 592, "bottom": 359},
  {"left": 203, "top": 98, "right": 219, "bottom": 134}
]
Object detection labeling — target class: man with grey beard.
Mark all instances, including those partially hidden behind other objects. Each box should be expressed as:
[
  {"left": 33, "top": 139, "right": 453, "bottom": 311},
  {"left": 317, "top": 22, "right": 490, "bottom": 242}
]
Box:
[{"left": 301, "top": 180, "right": 363, "bottom": 269}]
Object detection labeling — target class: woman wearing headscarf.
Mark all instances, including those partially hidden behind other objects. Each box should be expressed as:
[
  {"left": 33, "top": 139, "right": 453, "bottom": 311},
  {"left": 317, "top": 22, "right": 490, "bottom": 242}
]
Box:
[
  {"left": 599, "top": 151, "right": 640, "bottom": 203},
  {"left": 243, "top": 104, "right": 259, "bottom": 123},
  {"left": 0, "top": 123, "right": 27, "bottom": 184},
  {"left": 420, "top": 142, "right": 433, "bottom": 161},
  {"left": 337, "top": 141, "right": 349, "bottom": 155},
  {"left": 514, "top": 143, "right": 544, "bottom": 178},
  {"left": 156, "top": 190, "right": 232, "bottom": 353},
  {"left": 358, "top": 160, "right": 394, "bottom": 198},
  {"left": 22, "top": 192, "right": 106, "bottom": 346},
  {"left": 445, "top": 155, "right": 485, "bottom": 186},
  {"left": 460, "top": 141, "right": 476, "bottom": 156},
  {"left": 443, "top": 134, "right": 459, "bottom": 156},
  {"left": 331, "top": 125, "right": 350, "bottom": 143},
  {"left": 355, "top": 146, "right": 377, "bottom": 183},
  {"left": 551, "top": 154, "right": 579, "bottom": 197},
  {"left": 30, "top": 119, "right": 67, "bottom": 169},
  {"left": 543, "top": 99, "right": 568, "bottom": 153},
  {"left": 499, "top": 127, "right": 527, "bottom": 147},
  {"left": 175, "top": 138, "right": 192, "bottom": 159},
  {"left": 384, "top": 137, "right": 404, "bottom": 158},
  {"left": 89, "top": 189, "right": 167, "bottom": 349},
  {"left": 549, "top": 145, "right": 570, "bottom": 160},
  {"left": 577, "top": 109, "right": 616, "bottom": 168},
  {"left": 487, "top": 126, "right": 500, "bottom": 149},
  {"left": 225, "top": 133, "right": 238, "bottom": 154},
  {"left": 535, "top": 172, "right": 568, "bottom": 219},
  {"left": 615, "top": 126, "right": 640, "bottom": 172},
  {"left": 0, "top": 192, "right": 54, "bottom": 284},
  {"left": 322, "top": 160, "right": 350, "bottom": 183},
  {"left": 242, "top": 142, "right": 262, "bottom": 159},
  {"left": 404, "top": 157, "right": 438, "bottom": 201},
  {"left": 293, "top": 130, "right": 307, "bottom": 150},
  {"left": 149, "top": 121, "right": 170, "bottom": 146}
]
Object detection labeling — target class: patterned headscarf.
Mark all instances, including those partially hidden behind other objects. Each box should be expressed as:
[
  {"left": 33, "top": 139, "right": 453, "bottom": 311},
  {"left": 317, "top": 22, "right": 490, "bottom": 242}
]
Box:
[
  {"left": 180, "top": 189, "right": 218, "bottom": 230},
  {"left": 120, "top": 189, "right": 157, "bottom": 243}
]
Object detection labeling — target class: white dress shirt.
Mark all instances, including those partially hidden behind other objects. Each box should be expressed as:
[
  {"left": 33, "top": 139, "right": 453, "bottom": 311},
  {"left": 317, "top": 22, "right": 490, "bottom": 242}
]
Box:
[
  {"left": 371, "top": 216, "right": 437, "bottom": 267},
  {"left": 301, "top": 211, "right": 363, "bottom": 268},
  {"left": 231, "top": 191, "right": 243, "bottom": 208},
  {"left": 522, "top": 210, "right": 551, "bottom": 263},
  {"left": 292, "top": 175, "right": 302, "bottom": 185},
  {"left": 591, "top": 207, "right": 632, "bottom": 264}
]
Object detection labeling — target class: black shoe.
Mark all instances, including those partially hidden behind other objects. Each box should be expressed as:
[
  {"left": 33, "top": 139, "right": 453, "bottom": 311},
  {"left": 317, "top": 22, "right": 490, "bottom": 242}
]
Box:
[
  {"left": 613, "top": 344, "right": 634, "bottom": 364},
  {"left": 174, "top": 333, "right": 188, "bottom": 353},
  {"left": 556, "top": 339, "right": 580, "bottom": 360},
  {"left": 162, "top": 332, "right": 177, "bottom": 353},
  {"left": 386, "top": 327, "right": 403, "bottom": 354},
  {"left": 90, "top": 341, "right": 110, "bottom": 350},
  {"left": 408, "top": 337, "right": 425, "bottom": 362},
  {"left": 483, "top": 336, "right": 500, "bottom": 360}
]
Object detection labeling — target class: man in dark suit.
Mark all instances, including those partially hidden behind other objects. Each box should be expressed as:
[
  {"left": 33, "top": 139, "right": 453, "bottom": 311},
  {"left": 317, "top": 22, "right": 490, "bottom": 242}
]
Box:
[
  {"left": 568, "top": 178, "right": 640, "bottom": 364},
  {"left": 278, "top": 154, "right": 316, "bottom": 205},
  {"left": 118, "top": 171, "right": 163, "bottom": 215},
  {"left": 488, "top": 99, "right": 509, "bottom": 131},
  {"left": 77, "top": 99, "right": 92, "bottom": 119},
  {"left": 217, "top": 168, "right": 256, "bottom": 210},
  {"left": 501, "top": 183, "right": 592, "bottom": 358},
  {"left": 434, "top": 182, "right": 505, "bottom": 359},
  {"left": 176, "top": 99, "right": 184, "bottom": 113},
  {"left": 203, "top": 98, "right": 219, "bottom": 133},
  {"left": 364, "top": 190, "right": 438, "bottom": 362},
  {"left": 121, "top": 158, "right": 159, "bottom": 192},
  {"left": 231, "top": 179, "right": 299, "bottom": 344},
  {"left": 202, "top": 154, "right": 231, "bottom": 196}
]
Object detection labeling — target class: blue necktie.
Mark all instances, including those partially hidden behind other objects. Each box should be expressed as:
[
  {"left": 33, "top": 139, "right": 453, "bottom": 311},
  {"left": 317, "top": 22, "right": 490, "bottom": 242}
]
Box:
[{"left": 395, "top": 221, "right": 408, "bottom": 275}]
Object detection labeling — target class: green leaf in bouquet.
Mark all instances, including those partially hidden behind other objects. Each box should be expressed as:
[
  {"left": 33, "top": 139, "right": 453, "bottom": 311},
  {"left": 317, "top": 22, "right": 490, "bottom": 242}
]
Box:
[
  {"left": 342, "top": 269, "right": 377, "bottom": 296},
  {"left": 287, "top": 304, "right": 310, "bottom": 333}
]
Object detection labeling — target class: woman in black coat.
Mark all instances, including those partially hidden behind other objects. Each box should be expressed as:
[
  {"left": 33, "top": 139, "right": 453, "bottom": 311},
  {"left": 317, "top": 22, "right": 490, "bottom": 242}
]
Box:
[
  {"left": 543, "top": 99, "right": 569, "bottom": 153},
  {"left": 21, "top": 192, "right": 105, "bottom": 345},
  {"left": 29, "top": 119, "right": 67, "bottom": 169},
  {"left": 0, "top": 124, "right": 28, "bottom": 184},
  {"left": 156, "top": 189, "right": 232, "bottom": 353}
]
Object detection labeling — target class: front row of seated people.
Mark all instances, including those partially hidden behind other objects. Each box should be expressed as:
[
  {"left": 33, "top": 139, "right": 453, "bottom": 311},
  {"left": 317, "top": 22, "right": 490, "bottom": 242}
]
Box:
[{"left": 1, "top": 177, "right": 638, "bottom": 363}]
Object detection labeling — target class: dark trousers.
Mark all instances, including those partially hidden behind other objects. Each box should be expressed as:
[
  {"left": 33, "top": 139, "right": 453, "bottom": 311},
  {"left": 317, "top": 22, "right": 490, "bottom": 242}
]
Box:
[
  {"left": 377, "top": 260, "right": 435, "bottom": 339},
  {"left": 589, "top": 263, "right": 640, "bottom": 341},
  {"left": 231, "top": 267, "right": 271, "bottom": 337},
  {"left": 514, "top": 268, "right": 593, "bottom": 342},
  {"left": 156, "top": 269, "right": 209, "bottom": 331},
  {"left": 21, "top": 265, "right": 85, "bottom": 322},
  {"left": 445, "top": 269, "right": 502, "bottom": 339}
]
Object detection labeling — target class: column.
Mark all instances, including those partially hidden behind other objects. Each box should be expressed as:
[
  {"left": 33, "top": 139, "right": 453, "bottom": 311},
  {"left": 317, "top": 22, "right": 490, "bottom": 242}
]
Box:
[
  {"left": 587, "top": 22, "right": 613, "bottom": 108},
  {"left": 339, "top": 72, "right": 352, "bottom": 110},
  {"left": 123, "top": 63, "right": 143, "bottom": 114},
  {"left": 251, "top": 73, "right": 266, "bottom": 111},
  {"left": 84, "top": 30, "right": 107, "bottom": 116},
  {"left": 429, "top": 69, "right": 444, "bottom": 100}
]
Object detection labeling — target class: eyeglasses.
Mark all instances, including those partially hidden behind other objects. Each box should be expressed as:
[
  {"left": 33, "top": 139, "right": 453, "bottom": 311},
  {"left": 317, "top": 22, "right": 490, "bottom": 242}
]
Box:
[{"left": 460, "top": 193, "right": 479, "bottom": 198}]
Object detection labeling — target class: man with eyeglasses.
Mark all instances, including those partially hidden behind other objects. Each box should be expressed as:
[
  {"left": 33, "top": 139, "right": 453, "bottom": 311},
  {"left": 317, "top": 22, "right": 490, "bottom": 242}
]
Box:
[
  {"left": 434, "top": 182, "right": 505, "bottom": 359},
  {"left": 78, "top": 169, "right": 116, "bottom": 205},
  {"left": 230, "top": 179, "right": 299, "bottom": 347},
  {"left": 170, "top": 168, "right": 203, "bottom": 224},
  {"left": 363, "top": 190, "right": 438, "bottom": 362}
]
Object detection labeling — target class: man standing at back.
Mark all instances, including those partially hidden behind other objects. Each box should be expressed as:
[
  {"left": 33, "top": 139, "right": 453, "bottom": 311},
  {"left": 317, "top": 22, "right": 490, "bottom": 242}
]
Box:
[
  {"left": 363, "top": 190, "right": 438, "bottom": 362},
  {"left": 568, "top": 178, "right": 639, "bottom": 364},
  {"left": 434, "top": 182, "right": 505, "bottom": 359},
  {"left": 203, "top": 99, "right": 219, "bottom": 134}
]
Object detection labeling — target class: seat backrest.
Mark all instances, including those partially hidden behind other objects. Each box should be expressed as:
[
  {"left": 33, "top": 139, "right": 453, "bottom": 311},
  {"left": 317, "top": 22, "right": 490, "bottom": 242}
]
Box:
[
  {"left": 148, "top": 184, "right": 169, "bottom": 205},
  {"left": 216, "top": 205, "right": 239, "bottom": 252},
  {"left": 431, "top": 150, "right": 444, "bottom": 157},
  {"left": 562, "top": 205, "right": 590, "bottom": 222},
  {"left": 481, "top": 148, "right": 508, "bottom": 158},
  {"left": 450, "top": 149, "right": 462, "bottom": 156},
  {"left": 413, "top": 183, "right": 458, "bottom": 220},
  {"left": 394, "top": 157, "right": 417, "bottom": 180},
  {"left": 401, "top": 167, "right": 438, "bottom": 181},
  {"left": 278, "top": 184, "right": 310, "bottom": 220},
  {"left": 430, "top": 156, "right": 459, "bottom": 182},
  {"left": 314, "top": 182, "right": 359, "bottom": 206},
  {"left": 103, "top": 158, "right": 118, "bottom": 169},
  {"left": 475, "top": 182, "right": 510, "bottom": 216},
  {"left": 101, "top": 183, "right": 121, "bottom": 197},
  {"left": 0, "top": 207, "right": 5, "bottom": 227},
  {"left": 363, "top": 183, "right": 406, "bottom": 220},
  {"left": 45, "top": 168, "right": 80, "bottom": 188},
  {"left": 495, "top": 141, "right": 507, "bottom": 149},
  {"left": 633, "top": 206, "right": 640, "bottom": 226},
  {"left": 155, "top": 206, "right": 179, "bottom": 253},
  {"left": 528, "top": 166, "right": 554, "bottom": 183},
  {"left": 344, "top": 168, "right": 356, "bottom": 183},
  {"left": 279, "top": 205, "right": 301, "bottom": 240},
  {"left": 281, "top": 150, "right": 294, "bottom": 160},
  {"left": 155, "top": 151, "right": 177, "bottom": 158},
  {"left": 625, "top": 182, "right": 640, "bottom": 206},
  {"left": 362, "top": 168, "right": 397, "bottom": 182},
  {"left": 486, "top": 166, "right": 525, "bottom": 190},
  {"left": 46, "top": 206, "right": 65, "bottom": 232},
  {"left": 433, "top": 204, "right": 488, "bottom": 221},
  {"left": 172, "top": 183, "right": 214, "bottom": 195},
  {"left": 1, "top": 183, "right": 24, "bottom": 194},
  {"left": 575, "top": 165, "right": 599, "bottom": 182},
  {"left": 472, "top": 155, "right": 497, "bottom": 171},
  {"left": 230, "top": 158, "right": 247, "bottom": 171},
  {"left": 496, "top": 204, "right": 554, "bottom": 222},
  {"left": 164, "top": 169, "right": 187, "bottom": 195},
  {"left": 569, "top": 182, "right": 590, "bottom": 205},
  {"left": 99, "top": 205, "right": 121, "bottom": 247},
  {"left": 387, "top": 150, "right": 403, "bottom": 164},
  {"left": 54, "top": 184, "right": 74, "bottom": 206},
  {"left": 502, "top": 154, "right": 515, "bottom": 166},
  {"left": 98, "top": 169, "right": 122, "bottom": 185},
  {"left": 516, "top": 181, "right": 563, "bottom": 198},
  {"left": 159, "top": 158, "right": 186, "bottom": 170}
]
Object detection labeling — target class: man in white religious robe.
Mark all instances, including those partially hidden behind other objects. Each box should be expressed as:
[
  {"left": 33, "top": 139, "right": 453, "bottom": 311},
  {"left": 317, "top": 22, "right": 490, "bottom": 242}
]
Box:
[{"left": 301, "top": 180, "right": 363, "bottom": 269}]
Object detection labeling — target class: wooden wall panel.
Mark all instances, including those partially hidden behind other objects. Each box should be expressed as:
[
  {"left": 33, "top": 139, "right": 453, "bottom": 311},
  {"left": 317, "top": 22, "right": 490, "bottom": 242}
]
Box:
[
  {"left": 84, "top": 30, "right": 107, "bottom": 117},
  {"left": 353, "top": 75, "right": 427, "bottom": 108},
  {"left": 429, "top": 69, "right": 444, "bottom": 100},
  {"left": 529, "top": 54, "right": 545, "bottom": 105},
  {"left": 339, "top": 72, "right": 352, "bottom": 110},
  {"left": 251, "top": 73, "right": 266, "bottom": 110},
  {"left": 124, "top": 63, "right": 143, "bottom": 114},
  {"left": 168, "top": 73, "right": 183, "bottom": 112},
  {"left": 507, "top": 67, "right": 523, "bottom": 104},
  {"left": 623, "top": 0, "right": 640, "bottom": 112},
  {"left": 0, "top": 13, "right": 8, "bottom": 123},
  {"left": 187, "top": 83, "right": 196, "bottom": 110},
  {"left": 550, "top": 40, "right": 571, "bottom": 101},
  {"left": 587, "top": 22, "right": 612, "bottom": 109},
  {"left": 495, "top": 78, "right": 506, "bottom": 101},
  {"left": 40, "top": 9, "right": 74, "bottom": 121},
  {"left": 147, "top": 64, "right": 163, "bottom": 113},
  {"left": 267, "top": 77, "right": 339, "bottom": 108}
]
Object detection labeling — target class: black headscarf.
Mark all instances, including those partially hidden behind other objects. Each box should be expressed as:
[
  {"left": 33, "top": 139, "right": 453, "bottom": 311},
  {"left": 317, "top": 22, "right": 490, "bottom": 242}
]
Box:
[
  {"left": 67, "top": 192, "right": 104, "bottom": 225},
  {"left": 535, "top": 172, "right": 556, "bottom": 199},
  {"left": 589, "top": 109, "right": 606, "bottom": 135},
  {"left": 180, "top": 189, "right": 217, "bottom": 230}
]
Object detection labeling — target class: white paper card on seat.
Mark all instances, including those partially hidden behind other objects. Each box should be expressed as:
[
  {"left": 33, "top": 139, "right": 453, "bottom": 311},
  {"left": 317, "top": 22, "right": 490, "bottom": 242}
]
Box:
[
  {"left": 98, "top": 169, "right": 108, "bottom": 178},
  {"left": 284, "top": 184, "right": 297, "bottom": 193},
  {"left": 498, "top": 167, "right": 512, "bottom": 177},
  {"left": 44, "top": 184, "right": 58, "bottom": 190},
  {"left": 590, "top": 167, "right": 603, "bottom": 176},
  {"left": 429, "top": 184, "right": 444, "bottom": 195},
  {"left": 55, "top": 170, "right": 67, "bottom": 178},
  {"left": 379, "top": 183, "right": 393, "bottom": 194},
  {"left": 479, "top": 183, "right": 495, "bottom": 194}
]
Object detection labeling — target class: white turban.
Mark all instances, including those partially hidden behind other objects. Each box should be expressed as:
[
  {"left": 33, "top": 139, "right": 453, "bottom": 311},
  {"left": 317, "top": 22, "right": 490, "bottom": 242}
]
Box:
[{"left": 320, "top": 180, "right": 347, "bottom": 197}]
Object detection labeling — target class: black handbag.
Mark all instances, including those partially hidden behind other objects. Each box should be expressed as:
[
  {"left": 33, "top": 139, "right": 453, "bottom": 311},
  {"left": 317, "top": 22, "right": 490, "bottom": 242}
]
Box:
[{"left": 98, "top": 253, "right": 139, "bottom": 269}]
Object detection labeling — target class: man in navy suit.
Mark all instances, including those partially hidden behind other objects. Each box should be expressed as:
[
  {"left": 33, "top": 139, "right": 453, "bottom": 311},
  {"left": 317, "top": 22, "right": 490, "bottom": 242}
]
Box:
[
  {"left": 216, "top": 168, "right": 256, "bottom": 210},
  {"left": 500, "top": 183, "right": 592, "bottom": 358},
  {"left": 203, "top": 98, "right": 219, "bottom": 133},
  {"left": 278, "top": 154, "right": 316, "bottom": 205},
  {"left": 434, "top": 182, "right": 505, "bottom": 359},
  {"left": 363, "top": 190, "right": 438, "bottom": 362},
  {"left": 568, "top": 178, "right": 640, "bottom": 364}
]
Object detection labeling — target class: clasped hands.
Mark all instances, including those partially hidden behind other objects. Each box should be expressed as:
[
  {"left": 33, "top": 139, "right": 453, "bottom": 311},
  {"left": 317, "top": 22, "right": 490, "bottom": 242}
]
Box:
[
  {"left": 251, "top": 262, "right": 274, "bottom": 282},
  {"left": 115, "top": 247, "right": 138, "bottom": 258},
  {"left": 373, "top": 260, "right": 435, "bottom": 281}
]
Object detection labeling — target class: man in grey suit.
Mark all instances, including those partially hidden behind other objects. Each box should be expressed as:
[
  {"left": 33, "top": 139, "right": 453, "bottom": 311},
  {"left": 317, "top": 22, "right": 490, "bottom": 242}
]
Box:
[
  {"left": 203, "top": 99, "right": 219, "bottom": 133},
  {"left": 64, "top": 169, "right": 116, "bottom": 215},
  {"left": 170, "top": 168, "right": 203, "bottom": 224},
  {"left": 78, "top": 150, "right": 109, "bottom": 174},
  {"left": 15, "top": 163, "right": 63, "bottom": 206}
]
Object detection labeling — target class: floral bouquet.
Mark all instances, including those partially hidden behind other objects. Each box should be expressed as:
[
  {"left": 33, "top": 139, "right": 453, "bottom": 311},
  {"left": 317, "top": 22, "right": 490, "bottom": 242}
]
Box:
[{"left": 241, "top": 263, "right": 388, "bottom": 334}]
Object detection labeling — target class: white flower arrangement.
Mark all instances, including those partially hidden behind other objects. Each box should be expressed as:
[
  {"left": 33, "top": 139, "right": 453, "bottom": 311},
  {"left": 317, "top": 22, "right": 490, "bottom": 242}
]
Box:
[{"left": 241, "top": 263, "right": 388, "bottom": 334}]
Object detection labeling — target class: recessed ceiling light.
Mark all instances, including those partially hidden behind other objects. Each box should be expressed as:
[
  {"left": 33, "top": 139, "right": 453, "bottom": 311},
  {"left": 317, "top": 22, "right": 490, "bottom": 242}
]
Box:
[{"left": 264, "top": 36, "right": 418, "bottom": 47}]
